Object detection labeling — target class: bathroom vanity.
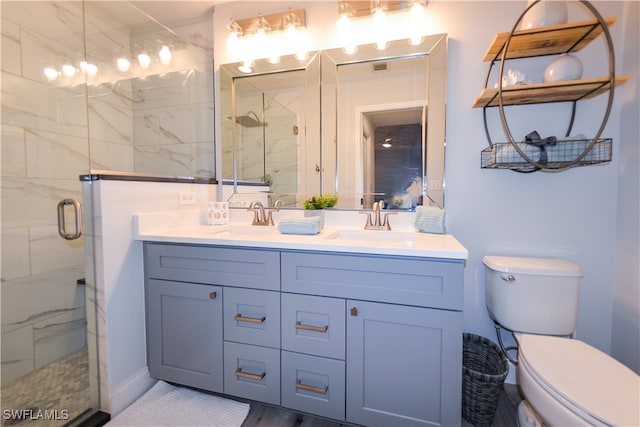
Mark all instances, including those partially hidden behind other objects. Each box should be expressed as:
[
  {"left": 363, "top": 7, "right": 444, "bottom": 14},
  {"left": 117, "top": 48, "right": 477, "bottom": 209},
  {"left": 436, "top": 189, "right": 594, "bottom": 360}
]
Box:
[{"left": 138, "top": 216, "right": 467, "bottom": 426}]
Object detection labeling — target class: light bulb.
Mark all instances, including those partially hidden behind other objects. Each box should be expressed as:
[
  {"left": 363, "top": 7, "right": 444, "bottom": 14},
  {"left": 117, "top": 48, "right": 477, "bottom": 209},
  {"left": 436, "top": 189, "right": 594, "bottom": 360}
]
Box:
[
  {"left": 116, "top": 57, "right": 131, "bottom": 72},
  {"left": 84, "top": 62, "right": 98, "bottom": 76},
  {"left": 61, "top": 64, "right": 76, "bottom": 77},
  {"left": 158, "top": 45, "right": 172, "bottom": 65},
  {"left": 43, "top": 67, "right": 59, "bottom": 81},
  {"left": 408, "top": 1, "right": 426, "bottom": 45},
  {"left": 372, "top": 7, "right": 388, "bottom": 50},
  {"left": 138, "top": 52, "right": 151, "bottom": 69}
]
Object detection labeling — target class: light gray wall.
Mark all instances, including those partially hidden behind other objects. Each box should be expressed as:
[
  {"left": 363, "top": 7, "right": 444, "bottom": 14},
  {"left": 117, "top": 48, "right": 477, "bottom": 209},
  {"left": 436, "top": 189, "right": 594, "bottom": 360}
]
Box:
[{"left": 611, "top": 0, "right": 639, "bottom": 374}]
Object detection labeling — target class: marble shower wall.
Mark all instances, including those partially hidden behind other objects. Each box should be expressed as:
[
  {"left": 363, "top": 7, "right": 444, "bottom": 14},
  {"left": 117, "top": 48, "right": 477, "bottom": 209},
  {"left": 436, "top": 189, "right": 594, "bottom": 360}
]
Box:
[{"left": 1, "top": 1, "right": 215, "bottom": 385}]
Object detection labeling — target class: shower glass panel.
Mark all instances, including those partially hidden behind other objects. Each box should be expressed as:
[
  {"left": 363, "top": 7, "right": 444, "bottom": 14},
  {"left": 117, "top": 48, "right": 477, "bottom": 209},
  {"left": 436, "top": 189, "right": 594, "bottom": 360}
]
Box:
[
  {"left": 1, "top": 1, "right": 213, "bottom": 423},
  {"left": 1, "top": 1, "right": 95, "bottom": 423}
]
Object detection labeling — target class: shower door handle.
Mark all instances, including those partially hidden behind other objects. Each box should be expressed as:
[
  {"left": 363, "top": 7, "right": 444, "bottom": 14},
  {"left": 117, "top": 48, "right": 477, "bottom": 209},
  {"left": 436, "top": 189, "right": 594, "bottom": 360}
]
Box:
[{"left": 57, "top": 198, "right": 83, "bottom": 240}]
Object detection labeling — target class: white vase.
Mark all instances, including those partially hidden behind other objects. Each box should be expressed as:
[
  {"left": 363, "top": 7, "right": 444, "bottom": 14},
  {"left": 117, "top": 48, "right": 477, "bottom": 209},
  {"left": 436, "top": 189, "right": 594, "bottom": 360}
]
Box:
[
  {"left": 304, "top": 210, "right": 325, "bottom": 227},
  {"left": 520, "top": 0, "right": 568, "bottom": 30},
  {"left": 544, "top": 54, "right": 583, "bottom": 82}
]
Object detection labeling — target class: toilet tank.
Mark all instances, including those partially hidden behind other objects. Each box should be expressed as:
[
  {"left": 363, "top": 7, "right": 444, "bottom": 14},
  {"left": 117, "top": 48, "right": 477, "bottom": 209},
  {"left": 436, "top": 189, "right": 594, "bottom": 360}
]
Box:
[{"left": 483, "top": 256, "right": 583, "bottom": 336}]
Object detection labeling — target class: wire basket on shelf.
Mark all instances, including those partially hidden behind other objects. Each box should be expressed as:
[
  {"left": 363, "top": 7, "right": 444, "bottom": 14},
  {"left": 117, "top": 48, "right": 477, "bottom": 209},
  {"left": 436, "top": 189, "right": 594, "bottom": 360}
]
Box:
[
  {"left": 462, "top": 333, "right": 509, "bottom": 427},
  {"left": 481, "top": 138, "right": 612, "bottom": 172}
]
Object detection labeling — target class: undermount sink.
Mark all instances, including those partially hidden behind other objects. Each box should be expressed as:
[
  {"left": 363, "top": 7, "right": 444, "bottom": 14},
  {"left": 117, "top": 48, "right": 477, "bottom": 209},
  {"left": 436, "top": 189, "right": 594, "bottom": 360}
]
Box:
[{"left": 324, "top": 229, "right": 418, "bottom": 244}]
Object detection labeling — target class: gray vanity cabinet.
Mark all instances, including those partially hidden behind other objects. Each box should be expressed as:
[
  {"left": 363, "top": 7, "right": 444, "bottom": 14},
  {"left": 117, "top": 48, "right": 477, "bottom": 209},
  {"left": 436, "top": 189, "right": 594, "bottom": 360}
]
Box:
[{"left": 144, "top": 242, "right": 464, "bottom": 426}]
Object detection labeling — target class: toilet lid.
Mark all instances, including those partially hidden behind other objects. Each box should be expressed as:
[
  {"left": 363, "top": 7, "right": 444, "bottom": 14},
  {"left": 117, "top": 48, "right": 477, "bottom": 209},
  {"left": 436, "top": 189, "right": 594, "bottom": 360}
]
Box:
[{"left": 519, "top": 334, "right": 639, "bottom": 426}]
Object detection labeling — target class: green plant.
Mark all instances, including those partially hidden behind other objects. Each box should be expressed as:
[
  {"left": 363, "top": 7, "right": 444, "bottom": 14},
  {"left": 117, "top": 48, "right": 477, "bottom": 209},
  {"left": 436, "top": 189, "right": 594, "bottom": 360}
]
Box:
[{"left": 303, "top": 194, "right": 338, "bottom": 210}]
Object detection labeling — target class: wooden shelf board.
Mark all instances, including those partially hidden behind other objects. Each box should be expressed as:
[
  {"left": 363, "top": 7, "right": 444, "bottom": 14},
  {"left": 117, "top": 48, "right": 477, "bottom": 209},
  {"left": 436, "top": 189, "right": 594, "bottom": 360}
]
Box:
[
  {"left": 472, "top": 75, "right": 628, "bottom": 108},
  {"left": 483, "top": 17, "right": 616, "bottom": 61}
]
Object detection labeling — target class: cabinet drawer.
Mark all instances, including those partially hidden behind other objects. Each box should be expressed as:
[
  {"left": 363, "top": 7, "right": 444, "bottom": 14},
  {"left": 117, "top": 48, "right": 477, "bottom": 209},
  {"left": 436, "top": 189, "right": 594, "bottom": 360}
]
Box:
[
  {"left": 224, "top": 341, "right": 280, "bottom": 405},
  {"left": 281, "top": 351, "right": 345, "bottom": 421},
  {"left": 145, "top": 243, "right": 280, "bottom": 290},
  {"left": 282, "top": 252, "right": 464, "bottom": 310},
  {"left": 281, "top": 293, "right": 345, "bottom": 359},
  {"left": 224, "top": 287, "right": 280, "bottom": 348}
]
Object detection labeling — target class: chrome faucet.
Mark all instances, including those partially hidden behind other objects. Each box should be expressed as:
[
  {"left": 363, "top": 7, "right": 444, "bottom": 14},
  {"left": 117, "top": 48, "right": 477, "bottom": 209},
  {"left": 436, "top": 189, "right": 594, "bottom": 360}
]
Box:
[
  {"left": 247, "top": 200, "right": 281, "bottom": 226},
  {"left": 361, "top": 201, "right": 396, "bottom": 230}
]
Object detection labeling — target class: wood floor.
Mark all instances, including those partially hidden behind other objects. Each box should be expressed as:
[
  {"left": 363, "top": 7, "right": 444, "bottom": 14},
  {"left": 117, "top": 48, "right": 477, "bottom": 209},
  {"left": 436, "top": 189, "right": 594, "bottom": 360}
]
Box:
[{"left": 241, "top": 384, "right": 522, "bottom": 427}]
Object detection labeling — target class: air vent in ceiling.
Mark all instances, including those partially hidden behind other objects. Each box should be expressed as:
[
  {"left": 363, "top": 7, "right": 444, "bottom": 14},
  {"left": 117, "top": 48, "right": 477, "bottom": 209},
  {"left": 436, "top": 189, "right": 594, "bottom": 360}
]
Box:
[{"left": 372, "top": 62, "right": 388, "bottom": 71}]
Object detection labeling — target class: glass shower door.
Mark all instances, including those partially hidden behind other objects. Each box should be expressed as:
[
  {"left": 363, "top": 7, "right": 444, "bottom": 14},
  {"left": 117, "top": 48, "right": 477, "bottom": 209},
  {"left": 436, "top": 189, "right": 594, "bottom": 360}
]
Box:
[{"left": 1, "top": 1, "right": 96, "bottom": 424}]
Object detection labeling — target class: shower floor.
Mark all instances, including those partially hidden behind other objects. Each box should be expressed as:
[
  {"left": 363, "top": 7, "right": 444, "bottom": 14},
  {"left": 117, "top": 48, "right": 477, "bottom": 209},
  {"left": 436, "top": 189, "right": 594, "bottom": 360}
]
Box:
[{"left": 1, "top": 348, "right": 90, "bottom": 426}]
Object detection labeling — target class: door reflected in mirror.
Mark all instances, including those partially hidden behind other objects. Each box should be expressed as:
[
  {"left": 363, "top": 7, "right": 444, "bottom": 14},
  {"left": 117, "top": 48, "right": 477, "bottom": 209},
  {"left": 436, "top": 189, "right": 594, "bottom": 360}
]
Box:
[{"left": 363, "top": 110, "right": 424, "bottom": 209}]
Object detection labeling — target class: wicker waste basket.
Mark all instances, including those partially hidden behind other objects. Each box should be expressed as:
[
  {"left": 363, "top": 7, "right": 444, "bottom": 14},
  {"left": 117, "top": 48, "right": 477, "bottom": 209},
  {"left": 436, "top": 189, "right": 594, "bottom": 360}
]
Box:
[{"left": 462, "top": 333, "right": 509, "bottom": 427}]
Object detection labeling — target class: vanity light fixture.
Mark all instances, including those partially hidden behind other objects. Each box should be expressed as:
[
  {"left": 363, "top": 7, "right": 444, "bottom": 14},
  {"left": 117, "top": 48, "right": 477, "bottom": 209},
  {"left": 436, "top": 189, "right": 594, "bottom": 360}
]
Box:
[
  {"left": 336, "top": 0, "right": 428, "bottom": 51},
  {"left": 226, "top": 9, "right": 307, "bottom": 69}
]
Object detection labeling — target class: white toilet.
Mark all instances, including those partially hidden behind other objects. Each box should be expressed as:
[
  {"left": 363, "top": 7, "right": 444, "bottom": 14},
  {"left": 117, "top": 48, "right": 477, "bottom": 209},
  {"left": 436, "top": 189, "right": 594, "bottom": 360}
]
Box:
[{"left": 483, "top": 255, "right": 639, "bottom": 427}]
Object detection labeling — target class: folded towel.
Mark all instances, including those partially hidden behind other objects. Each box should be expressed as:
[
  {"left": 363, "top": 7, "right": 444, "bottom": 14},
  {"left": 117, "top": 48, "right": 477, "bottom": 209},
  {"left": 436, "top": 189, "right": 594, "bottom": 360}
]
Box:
[
  {"left": 415, "top": 205, "right": 445, "bottom": 234},
  {"left": 277, "top": 216, "right": 323, "bottom": 235}
]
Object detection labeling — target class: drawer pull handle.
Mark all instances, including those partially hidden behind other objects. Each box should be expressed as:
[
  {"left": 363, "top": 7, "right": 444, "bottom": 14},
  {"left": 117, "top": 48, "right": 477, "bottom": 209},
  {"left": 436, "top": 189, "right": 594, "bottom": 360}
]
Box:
[
  {"left": 209, "top": 292, "right": 217, "bottom": 300},
  {"left": 235, "top": 369, "right": 265, "bottom": 381},
  {"left": 295, "top": 380, "right": 328, "bottom": 395},
  {"left": 295, "top": 322, "right": 328, "bottom": 333},
  {"left": 234, "top": 314, "right": 266, "bottom": 324}
]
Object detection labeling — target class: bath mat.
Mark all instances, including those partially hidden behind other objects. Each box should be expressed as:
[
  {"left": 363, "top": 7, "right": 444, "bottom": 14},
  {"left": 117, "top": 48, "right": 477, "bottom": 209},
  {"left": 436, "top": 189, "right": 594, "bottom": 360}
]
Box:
[{"left": 107, "top": 381, "right": 250, "bottom": 426}]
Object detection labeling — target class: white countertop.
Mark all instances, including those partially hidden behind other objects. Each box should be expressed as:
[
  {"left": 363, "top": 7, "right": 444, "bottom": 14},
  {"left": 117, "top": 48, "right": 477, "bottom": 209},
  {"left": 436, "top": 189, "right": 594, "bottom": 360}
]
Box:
[{"left": 133, "top": 209, "right": 468, "bottom": 260}]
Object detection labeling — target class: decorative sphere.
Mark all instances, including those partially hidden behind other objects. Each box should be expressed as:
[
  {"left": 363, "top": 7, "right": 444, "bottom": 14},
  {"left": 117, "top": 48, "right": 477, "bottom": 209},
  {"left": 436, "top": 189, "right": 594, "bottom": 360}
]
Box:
[
  {"left": 544, "top": 54, "right": 583, "bottom": 82},
  {"left": 520, "top": 0, "right": 568, "bottom": 30}
]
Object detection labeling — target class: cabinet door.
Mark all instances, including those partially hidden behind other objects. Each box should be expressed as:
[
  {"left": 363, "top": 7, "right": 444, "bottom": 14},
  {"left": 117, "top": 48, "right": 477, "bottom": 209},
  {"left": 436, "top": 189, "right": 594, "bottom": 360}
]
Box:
[
  {"left": 146, "top": 279, "right": 223, "bottom": 393},
  {"left": 346, "top": 300, "right": 462, "bottom": 427}
]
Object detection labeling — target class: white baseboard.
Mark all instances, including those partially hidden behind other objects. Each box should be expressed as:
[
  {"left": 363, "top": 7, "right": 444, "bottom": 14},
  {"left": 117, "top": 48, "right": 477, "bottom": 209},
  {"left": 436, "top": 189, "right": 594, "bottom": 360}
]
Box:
[{"left": 108, "top": 367, "right": 156, "bottom": 416}]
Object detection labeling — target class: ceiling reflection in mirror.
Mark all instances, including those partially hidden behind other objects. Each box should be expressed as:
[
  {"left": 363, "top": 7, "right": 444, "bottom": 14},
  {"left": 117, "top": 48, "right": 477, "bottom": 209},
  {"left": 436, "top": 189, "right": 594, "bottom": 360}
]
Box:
[{"left": 220, "top": 33, "right": 446, "bottom": 210}]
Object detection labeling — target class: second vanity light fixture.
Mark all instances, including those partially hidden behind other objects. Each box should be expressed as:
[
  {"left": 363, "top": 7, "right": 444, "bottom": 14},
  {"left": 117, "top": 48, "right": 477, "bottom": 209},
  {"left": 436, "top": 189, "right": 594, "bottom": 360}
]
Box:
[
  {"left": 226, "top": 8, "right": 308, "bottom": 73},
  {"left": 337, "top": 0, "right": 427, "bottom": 53}
]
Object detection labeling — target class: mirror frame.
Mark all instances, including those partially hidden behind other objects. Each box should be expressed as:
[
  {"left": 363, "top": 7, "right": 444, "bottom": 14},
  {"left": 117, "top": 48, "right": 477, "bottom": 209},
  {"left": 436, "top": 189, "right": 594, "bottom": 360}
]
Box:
[{"left": 321, "top": 33, "right": 447, "bottom": 209}]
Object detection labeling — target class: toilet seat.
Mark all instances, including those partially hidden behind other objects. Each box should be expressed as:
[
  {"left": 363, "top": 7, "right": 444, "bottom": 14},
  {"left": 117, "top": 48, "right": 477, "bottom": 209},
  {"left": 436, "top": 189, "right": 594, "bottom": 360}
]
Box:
[{"left": 518, "top": 334, "right": 639, "bottom": 426}]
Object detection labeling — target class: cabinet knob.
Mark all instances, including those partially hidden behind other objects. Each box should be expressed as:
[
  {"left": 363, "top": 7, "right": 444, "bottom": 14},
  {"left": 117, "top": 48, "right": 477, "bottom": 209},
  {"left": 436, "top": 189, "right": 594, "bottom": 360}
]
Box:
[
  {"left": 350, "top": 307, "right": 358, "bottom": 316},
  {"left": 209, "top": 292, "right": 217, "bottom": 300}
]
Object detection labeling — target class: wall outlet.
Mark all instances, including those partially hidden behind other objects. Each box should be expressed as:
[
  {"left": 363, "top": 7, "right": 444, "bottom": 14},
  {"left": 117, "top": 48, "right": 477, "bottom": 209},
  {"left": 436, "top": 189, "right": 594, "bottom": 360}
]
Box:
[{"left": 178, "top": 192, "right": 197, "bottom": 205}]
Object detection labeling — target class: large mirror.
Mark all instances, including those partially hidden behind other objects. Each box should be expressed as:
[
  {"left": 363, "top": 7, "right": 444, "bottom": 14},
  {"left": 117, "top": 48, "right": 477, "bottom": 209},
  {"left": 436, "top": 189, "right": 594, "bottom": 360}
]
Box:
[
  {"left": 321, "top": 34, "right": 447, "bottom": 210},
  {"left": 220, "top": 33, "right": 447, "bottom": 210}
]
